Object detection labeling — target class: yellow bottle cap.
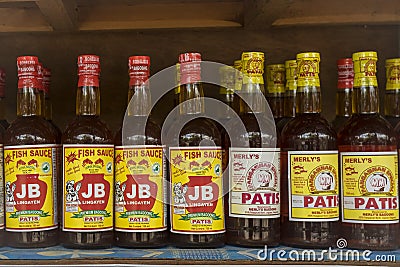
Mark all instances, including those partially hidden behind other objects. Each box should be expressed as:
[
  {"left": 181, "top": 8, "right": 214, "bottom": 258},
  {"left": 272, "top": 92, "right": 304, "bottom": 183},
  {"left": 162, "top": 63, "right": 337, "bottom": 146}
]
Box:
[
  {"left": 352, "top": 51, "right": 377, "bottom": 62},
  {"left": 266, "top": 64, "right": 285, "bottom": 94},
  {"left": 285, "top": 59, "right": 297, "bottom": 91},
  {"left": 234, "top": 60, "right": 242, "bottom": 70},
  {"left": 296, "top": 52, "right": 320, "bottom": 87},
  {"left": 385, "top": 58, "right": 400, "bottom": 90},
  {"left": 241, "top": 52, "right": 264, "bottom": 84},
  {"left": 297, "top": 52, "right": 320, "bottom": 60}
]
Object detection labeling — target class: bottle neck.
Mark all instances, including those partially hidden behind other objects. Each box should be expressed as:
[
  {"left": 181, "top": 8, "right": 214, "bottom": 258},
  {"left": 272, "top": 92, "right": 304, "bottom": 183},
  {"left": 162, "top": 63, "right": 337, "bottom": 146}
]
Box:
[
  {"left": 267, "top": 92, "right": 285, "bottom": 119},
  {"left": 296, "top": 86, "right": 321, "bottom": 114},
  {"left": 17, "top": 87, "right": 42, "bottom": 117},
  {"left": 239, "top": 83, "right": 265, "bottom": 114},
  {"left": 44, "top": 93, "right": 53, "bottom": 120},
  {"left": 127, "top": 80, "right": 151, "bottom": 116},
  {"left": 179, "top": 82, "right": 204, "bottom": 115},
  {"left": 283, "top": 90, "right": 296, "bottom": 117},
  {"left": 353, "top": 85, "right": 379, "bottom": 114},
  {"left": 384, "top": 89, "right": 400, "bottom": 117},
  {"left": 76, "top": 86, "right": 100, "bottom": 116},
  {"left": 336, "top": 88, "right": 352, "bottom": 117},
  {"left": 219, "top": 90, "right": 235, "bottom": 119}
]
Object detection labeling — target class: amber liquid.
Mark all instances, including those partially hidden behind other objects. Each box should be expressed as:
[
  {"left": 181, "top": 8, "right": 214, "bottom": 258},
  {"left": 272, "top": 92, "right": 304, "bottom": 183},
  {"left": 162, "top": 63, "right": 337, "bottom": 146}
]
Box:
[
  {"left": 331, "top": 89, "right": 352, "bottom": 133},
  {"left": 384, "top": 90, "right": 400, "bottom": 128},
  {"left": 267, "top": 94, "right": 284, "bottom": 125},
  {"left": 61, "top": 85, "right": 114, "bottom": 249},
  {"left": 281, "top": 110, "right": 338, "bottom": 248},
  {"left": 338, "top": 113, "right": 398, "bottom": 250},
  {"left": 5, "top": 116, "right": 58, "bottom": 247},
  {"left": 276, "top": 92, "right": 295, "bottom": 135},
  {"left": 114, "top": 116, "right": 167, "bottom": 247},
  {"left": 225, "top": 111, "right": 279, "bottom": 247}
]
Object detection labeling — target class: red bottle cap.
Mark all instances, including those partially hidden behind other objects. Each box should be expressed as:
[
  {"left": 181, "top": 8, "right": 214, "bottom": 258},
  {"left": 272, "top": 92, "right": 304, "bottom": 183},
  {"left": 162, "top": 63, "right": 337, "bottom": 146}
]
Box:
[
  {"left": 129, "top": 55, "right": 150, "bottom": 76},
  {"left": 17, "top": 56, "right": 40, "bottom": 89},
  {"left": 77, "top": 54, "right": 100, "bottom": 87},
  {"left": 0, "top": 68, "right": 5, "bottom": 97},
  {"left": 337, "top": 58, "right": 353, "bottom": 89},
  {"left": 179, "top": 52, "right": 201, "bottom": 84},
  {"left": 43, "top": 67, "right": 51, "bottom": 94},
  {"left": 37, "top": 63, "right": 44, "bottom": 91}
]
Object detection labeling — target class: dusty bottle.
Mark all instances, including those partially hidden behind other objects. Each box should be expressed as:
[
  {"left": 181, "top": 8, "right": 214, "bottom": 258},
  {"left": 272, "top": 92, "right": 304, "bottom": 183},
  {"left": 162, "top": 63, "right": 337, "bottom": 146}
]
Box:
[
  {"left": 0, "top": 69, "right": 9, "bottom": 129},
  {"left": 331, "top": 58, "right": 353, "bottom": 132},
  {"left": 339, "top": 51, "right": 398, "bottom": 250},
  {"left": 226, "top": 52, "right": 280, "bottom": 247},
  {"left": 61, "top": 55, "right": 114, "bottom": 248},
  {"left": 169, "top": 52, "right": 224, "bottom": 248},
  {"left": 266, "top": 64, "right": 285, "bottom": 125},
  {"left": 276, "top": 60, "right": 297, "bottom": 134},
  {"left": 384, "top": 58, "right": 400, "bottom": 128},
  {"left": 281, "top": 52, "right": 338, "bottom": 248},
  {"left": 114, "top": 56, "right": 167, "bottom": 247},
  {"left": 4, "top": 56, "right": 58, "bottom": 248}
]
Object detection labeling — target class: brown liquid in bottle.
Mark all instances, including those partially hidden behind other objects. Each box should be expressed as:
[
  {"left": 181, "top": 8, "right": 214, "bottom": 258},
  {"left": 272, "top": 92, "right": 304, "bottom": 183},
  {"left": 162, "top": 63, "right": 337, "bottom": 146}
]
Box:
[
  {"left": 169, "top": 53, "right": 224, "bottom": 248},
  {"left": 0, "top": 69, "right": 9, "bottom": 129},
  {"left": 266, "top": 64, "right": 285, "bottom": 126},
  {"left": 331, "top": 58, "right": 353, "bottom": 133},
  {"left": 114, "top": 56, "right": 167, "bottom": 248},
  {"left": 280, "top": 52, "right": 338, "bottom": 248},
  {"left": 339, "top": 52, "right": 398, "bottom": 250},
  {"left": 4, "top": 56, "right": 58, "bottom": 248},
  {"left": 61, "top": 55, "right": 113, "bottom": 248},
  {"left": 226, "top": 52, "right": 279, "bottom": 247}
]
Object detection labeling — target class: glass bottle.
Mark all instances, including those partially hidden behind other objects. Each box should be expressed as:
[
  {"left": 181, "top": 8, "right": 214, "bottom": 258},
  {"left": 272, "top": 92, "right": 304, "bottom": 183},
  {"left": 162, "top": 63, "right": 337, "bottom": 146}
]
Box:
[
  {"left": 42, "top": 67, "right": 62, "bottom": 138},
  {"left": 384, "top": 58, "right": 400, "bottom": 128},
  {"left": 276, "top": 60, "right": 297, "bottom": 134},
  {"left": 266, "top": 64, "right": 285, "bottom": 125},
  {"left": 0, "top": 69, "right": 9, "bottom": 129},
  {"left": 331, "top": 58, "right": 353, "bottom": 132},
  {"left": 4, "top": 56, "right": 58, "bottom": 248},
  {"left": 233, "top": 59, "right": 243, "bottom": 113},
  {"left": 281, "top": 52, "right": 338, "bottom": 248},
  {"left": 338, "top": 51, "right": 398, "bottom": 250},
  {"left": 226, "top": 52, "right": 280, "bottom": 247},
  {"left": 218, "top": 65, "right": 236, "bottom": 126},
  {"left": 61, "top": 55, "right": 114, "bottom": 248},
  {"left": 114, "top": 56, "right": 167, "bottom": 248},
  {"left": 169, "top": 52, "right": 224, "bottom": 248}
]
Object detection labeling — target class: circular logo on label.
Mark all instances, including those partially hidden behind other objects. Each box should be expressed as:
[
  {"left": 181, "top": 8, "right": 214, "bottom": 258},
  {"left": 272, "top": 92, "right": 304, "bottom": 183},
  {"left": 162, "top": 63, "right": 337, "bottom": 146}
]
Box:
[
  {"left": 106, "top": 162, "right": 113, "bottom": 173},
  {"left": 152, "top": 162, "right": 160, "bottom": 174},
  {"left": 42, "top": 162, "right": 50, "bottom": 173},
  {"left": 214, "top": 164, "right": 221, "bottom": 176},
  {"left": 246, "top": 162, "right": 278, "bottom": 191},
  {"left": 308, "top": 164, "right": 337, "bottom": 193},
  {"left": 359, "top": 166, "right": 395, "bottom": 195}
]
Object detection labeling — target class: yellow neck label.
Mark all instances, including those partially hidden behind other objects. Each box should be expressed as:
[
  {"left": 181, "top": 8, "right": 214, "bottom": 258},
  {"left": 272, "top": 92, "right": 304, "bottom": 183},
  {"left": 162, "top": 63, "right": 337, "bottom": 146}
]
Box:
[
  {"left": 386, "top": 61, "right": 400, "bottom": 90},
  {"left": 170, "top": 147, "right": 225, "bottom": 234},
  {"left": 4, "top": 144, "right": 58, "bottom": 231},
  {"left": 288, "top": 151, "right": 339, "bottom": 222},
  {"left": 267, "top": 65, "right": 285, "bottom": 94},
  {"left": 340, "top": 151, "right": 399, "bottom": 223},
  {"left": 353, "top": 57, "right": 378, "bottom": 87},
  {"left": 114, "top": 145, "right": 167, "bottom": 232},
  {"left": 242, "top": 53, "right": 264, "bottom": 85},
  {"left": 62, "top": 144, "right": 114, "bottom": 232},
  {"left": 297, "top": 57, "right": 320, "bottom": 87}
]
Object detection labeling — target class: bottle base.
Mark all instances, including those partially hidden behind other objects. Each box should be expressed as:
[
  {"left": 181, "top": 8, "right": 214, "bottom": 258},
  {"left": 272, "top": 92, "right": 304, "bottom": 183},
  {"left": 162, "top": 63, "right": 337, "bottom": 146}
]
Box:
[
  {"left": 61, "top": 231, "right": 113, "bottom": 249},
  {"left": 115, "top": 231, "right": 168, "bottom": 248},
  {"left": 171, "top": 233, "right": 225, "bottom": 248},
  {"left": 7, "top": 230, "right": 58, "bottom": 248}
]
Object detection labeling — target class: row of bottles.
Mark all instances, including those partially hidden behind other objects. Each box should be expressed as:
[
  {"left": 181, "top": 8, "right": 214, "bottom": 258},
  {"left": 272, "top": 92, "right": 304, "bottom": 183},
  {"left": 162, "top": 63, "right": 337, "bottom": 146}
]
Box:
[{"left": 0, "top": 50, "right": 398, "bottom": 251}]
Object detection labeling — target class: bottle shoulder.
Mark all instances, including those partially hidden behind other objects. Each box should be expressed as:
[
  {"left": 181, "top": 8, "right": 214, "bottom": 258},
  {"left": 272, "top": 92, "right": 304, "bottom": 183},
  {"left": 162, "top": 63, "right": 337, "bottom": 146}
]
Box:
[
  {"left": 114, "top": 117, "right": 160, "bottom": 146},
  {"left": 281, "top": 114, "right": 337, "bottom": 150},
  {"left": 62, "top": 116, "right": 113, "bottom": 144},
  {"left": 338, "top": 114, "right": 397, "bottom": 146},
  {"left": 5, "top": 116, "right": 57, "bottom": 145}
]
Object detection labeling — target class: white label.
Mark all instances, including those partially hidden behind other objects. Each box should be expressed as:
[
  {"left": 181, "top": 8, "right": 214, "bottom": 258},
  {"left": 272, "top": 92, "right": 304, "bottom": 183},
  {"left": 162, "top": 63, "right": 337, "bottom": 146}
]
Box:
[{"left": 229, "top": 148, "right": 280, "bottom": 218}]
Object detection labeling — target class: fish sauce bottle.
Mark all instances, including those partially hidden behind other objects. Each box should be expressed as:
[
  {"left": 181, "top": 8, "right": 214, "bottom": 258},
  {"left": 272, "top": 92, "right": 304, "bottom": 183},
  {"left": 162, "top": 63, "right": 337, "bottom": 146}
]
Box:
[{"left": 384, "top": 58, "right": 400, "bottom": 128}]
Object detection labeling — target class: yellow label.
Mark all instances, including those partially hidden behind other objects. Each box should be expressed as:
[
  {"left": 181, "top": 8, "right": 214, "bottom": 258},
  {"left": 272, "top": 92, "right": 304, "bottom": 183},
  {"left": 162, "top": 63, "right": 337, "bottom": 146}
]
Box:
[
  {"left": 353, "top": 56, "right": 378, "bottom": 87},
  {"left": 242, "top": 52, "right": 264, "bottom": 85},
  {"left": 266, "top": 64, "right": 285, "bottom": 94},
  {"left": 385, "top": 59, "right": 400, "bottom": 90},
  {"left": 296, "top": 56, "right": 320, "bottom": 87},
  {"left": 234, "top": 59, "right": 243, "bottom": 91},
  {"left": 114, "top": 146, "right": 166, "bottom": 232},
  {"left": 0, "top": 146, "right": 3, "bottom": 229},
  {"left": 340, "top": 151, "right": 399, "bottom": 224},
  {"left": 4, "top": 145, "right": 57, "bottom": 231},
  {"left": 219, "top": 66, "right": 235, "bottom": 94},
  {"left": 63, "top": 144, "right": 114, "bottom": 232},
  {"left": 288, "top": 151, "right": 339, "bottom": 222},
  {"left": 170, "top": 147, "right": 225, "bottom": 234}
]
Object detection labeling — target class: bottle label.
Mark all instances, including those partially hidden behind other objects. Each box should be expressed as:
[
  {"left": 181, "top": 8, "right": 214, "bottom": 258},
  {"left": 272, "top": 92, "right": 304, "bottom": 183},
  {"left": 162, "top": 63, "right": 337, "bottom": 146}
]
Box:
[
  {"left": 353, "top": 56, "right": 377, "bottom": 87},
  {"left": 340, "top": 151, "right": 399, "bottom": 224},
  {"left": 4, "top": 145, "right": 58, "bottom": 231},
  {"left": 266, "top": 65, "right": 285, "bottom": 94},
  {"left": 170, "top": 147, "right": 225, "bottom": 234},
  {"left": 114, "top": 145, "right": 167, "bottom": 232},
  {"left": 288, "top": 151, "right": 339, "bottom": 222},
  {"left": 62, "top": 144, "right": 114, "bottom": 232},
  {"left": 297, "top": 56, "right": 320, "bottom": 87},
  {"left": 229, "top": 148, "right": 280, "bottom": 218},
  {"left": 0, "top": 145, "right": 4, "bottom": 229},
  {"left": 242, "top": 53, "right": 264, "bottom": 85}
]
